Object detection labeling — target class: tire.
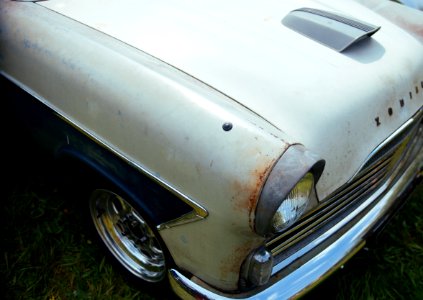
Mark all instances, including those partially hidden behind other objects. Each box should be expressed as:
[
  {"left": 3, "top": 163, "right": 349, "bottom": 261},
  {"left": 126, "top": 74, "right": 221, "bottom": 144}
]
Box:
[{"left": 88, "top": 189, "right": 167, "bottom": 283}]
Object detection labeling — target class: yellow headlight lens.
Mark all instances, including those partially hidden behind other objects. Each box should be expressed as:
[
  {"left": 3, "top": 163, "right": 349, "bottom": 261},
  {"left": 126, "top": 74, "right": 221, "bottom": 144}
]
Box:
[{"left": 272, "top": 172, "right": 314, "bottom": 232}]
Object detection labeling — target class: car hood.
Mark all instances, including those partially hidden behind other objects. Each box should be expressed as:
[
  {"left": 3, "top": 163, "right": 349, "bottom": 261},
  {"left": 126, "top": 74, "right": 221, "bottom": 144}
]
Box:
[{"left": 40, "top": 0, "right": 423, "bottom": 199}]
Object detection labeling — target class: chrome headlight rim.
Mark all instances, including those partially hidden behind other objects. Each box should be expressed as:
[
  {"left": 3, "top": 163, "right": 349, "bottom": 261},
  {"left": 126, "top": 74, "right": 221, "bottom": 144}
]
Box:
[{"left": 254, "top": 145, "right": 325, "bottom": 236}]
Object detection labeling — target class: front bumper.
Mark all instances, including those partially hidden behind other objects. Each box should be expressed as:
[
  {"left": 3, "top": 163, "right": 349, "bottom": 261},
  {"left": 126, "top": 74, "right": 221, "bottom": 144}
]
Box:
[{"left": 168, "top": 146, "right": 422, "bottom": 299}]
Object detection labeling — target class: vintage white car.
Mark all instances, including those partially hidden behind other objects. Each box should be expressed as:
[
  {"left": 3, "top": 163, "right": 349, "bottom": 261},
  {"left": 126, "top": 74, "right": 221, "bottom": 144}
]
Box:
[{"left": 1, "top": 0, "right": 422, "bottom": 299}]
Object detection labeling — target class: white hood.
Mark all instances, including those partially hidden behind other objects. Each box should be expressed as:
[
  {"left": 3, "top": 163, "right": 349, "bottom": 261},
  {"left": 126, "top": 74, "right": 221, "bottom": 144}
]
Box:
[{"left": 40, "top": 0, "right": 423, "bottom": 198}]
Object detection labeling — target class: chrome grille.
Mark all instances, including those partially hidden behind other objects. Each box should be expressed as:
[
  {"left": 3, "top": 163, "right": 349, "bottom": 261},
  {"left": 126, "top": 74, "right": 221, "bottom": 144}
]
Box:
[{"left": 267, "top": 110, "right": 423, "bottom": 258}]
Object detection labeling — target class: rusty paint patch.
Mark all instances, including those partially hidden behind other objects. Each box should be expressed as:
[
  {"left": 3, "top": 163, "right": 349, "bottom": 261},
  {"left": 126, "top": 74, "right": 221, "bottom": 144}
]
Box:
[
  {"left": 231, "top": 157, "right": 276, "bottom": 230},
  {"left": 248, "top": 163, "right": 274, "bottom": 216}
]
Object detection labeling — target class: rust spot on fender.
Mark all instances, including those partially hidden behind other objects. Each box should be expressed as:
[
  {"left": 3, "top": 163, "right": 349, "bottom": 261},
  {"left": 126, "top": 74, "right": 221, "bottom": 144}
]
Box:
[
  {"left": 248, "top": 163, "right": 274, "bottom": 216},
  {"left": 232, "top": 157, "right": 277, "bottom": 229}
]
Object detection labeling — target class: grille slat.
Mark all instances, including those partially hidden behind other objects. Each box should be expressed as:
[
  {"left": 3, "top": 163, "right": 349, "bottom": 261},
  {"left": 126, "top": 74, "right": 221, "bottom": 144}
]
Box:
[
  {"left": 267, "top": 157, "right": 391, "bottom": 248},
  {"left": 332, "top": 155, "right": 392, "bottom": 201},
  {"left": 270, "top": 162, "right": 390, "bottom": 255},
  {"left": 267, "top": 110, "right": 423, "bottom": 258}
]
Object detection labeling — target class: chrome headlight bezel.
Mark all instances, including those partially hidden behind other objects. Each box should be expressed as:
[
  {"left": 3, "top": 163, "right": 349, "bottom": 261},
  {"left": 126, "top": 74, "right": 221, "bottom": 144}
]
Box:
[{"left": 255, "top": 145, "right": 325, "bottom": 236}]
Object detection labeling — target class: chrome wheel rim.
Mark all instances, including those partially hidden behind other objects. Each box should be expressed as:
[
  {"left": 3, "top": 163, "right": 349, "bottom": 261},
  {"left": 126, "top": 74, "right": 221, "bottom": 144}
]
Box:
[{"left": 89, "top": 189, "right": 166, "bottom": 282}]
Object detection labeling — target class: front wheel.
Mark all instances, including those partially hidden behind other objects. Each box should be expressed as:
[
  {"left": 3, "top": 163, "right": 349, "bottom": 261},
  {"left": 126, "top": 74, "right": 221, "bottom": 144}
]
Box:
[{"left": 89, "top": 189, "right": 166, "bottom": 283}]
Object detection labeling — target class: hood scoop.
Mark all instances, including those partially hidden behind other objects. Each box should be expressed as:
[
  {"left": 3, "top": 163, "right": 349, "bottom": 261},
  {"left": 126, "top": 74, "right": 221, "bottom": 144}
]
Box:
[{"left": 282, "top": 7, "right": 380, "bottom": 52}]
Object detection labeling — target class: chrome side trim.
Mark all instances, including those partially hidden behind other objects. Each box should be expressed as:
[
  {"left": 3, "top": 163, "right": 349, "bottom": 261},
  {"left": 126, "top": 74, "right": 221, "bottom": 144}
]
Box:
[
  {"left": 157, "top": 210, "right": 208, "bottom": 231},
  {"left": 168, "top": 145, "right": 422, "bottom": 299},
  {"left": 2, "top": 71, "right": 209, "bottom": 227}
]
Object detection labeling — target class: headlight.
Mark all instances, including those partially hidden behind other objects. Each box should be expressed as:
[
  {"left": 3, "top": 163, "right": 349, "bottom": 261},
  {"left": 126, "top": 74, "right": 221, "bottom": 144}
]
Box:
[
  {"left": 255, "top": 145, "right": 324, "bottom": 236},
  {"left": 272, "top": 172, "right": 314, "bottom": 232}
]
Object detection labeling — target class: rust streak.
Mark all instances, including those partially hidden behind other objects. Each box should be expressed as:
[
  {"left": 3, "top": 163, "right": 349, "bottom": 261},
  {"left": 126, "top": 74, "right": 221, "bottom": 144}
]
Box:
[
  {"left": 248, "top": 162, "right": 274, "bottom": 219},
  {"left": 232, "top": 158, "right": 276, "bottom": 230}
]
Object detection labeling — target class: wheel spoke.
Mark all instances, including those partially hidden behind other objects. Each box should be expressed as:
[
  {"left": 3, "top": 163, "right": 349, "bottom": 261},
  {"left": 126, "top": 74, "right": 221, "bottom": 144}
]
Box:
[{"left": 89, "top": 189, "right": 166, "bottom": 282}]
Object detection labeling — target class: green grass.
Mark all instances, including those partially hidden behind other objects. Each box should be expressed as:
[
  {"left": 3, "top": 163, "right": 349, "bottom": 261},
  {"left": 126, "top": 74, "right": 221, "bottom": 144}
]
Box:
[
  {"left": 1, "top": 150, "right": 164, "bottom": 300},
  {"left": 2, "top": 147, "right": 422, "bottom": 299}
]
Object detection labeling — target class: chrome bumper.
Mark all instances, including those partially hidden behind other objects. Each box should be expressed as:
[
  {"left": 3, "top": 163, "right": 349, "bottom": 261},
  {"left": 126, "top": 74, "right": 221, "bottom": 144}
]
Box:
[{"left": 168, "top": 147, "right": 422, "bottom": 300}]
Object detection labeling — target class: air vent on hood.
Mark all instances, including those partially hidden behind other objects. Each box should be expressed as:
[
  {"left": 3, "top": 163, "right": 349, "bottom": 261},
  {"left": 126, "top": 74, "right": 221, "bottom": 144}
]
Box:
[{"left": 282, "top": 8, "right": 380, "bottom": 52}]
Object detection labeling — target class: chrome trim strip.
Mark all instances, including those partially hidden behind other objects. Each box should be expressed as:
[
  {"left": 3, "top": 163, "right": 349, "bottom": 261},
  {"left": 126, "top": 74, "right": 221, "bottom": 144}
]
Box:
[
  {"left": 157, "top": 210, "right": 208, "bottom": 231},
  {"left": 269, "top": 165, "right": 387, "bottom": 256},
  {"left": 349, "top": 108, "right": 422, "bottom": 182},
  {"left": 168, "top": 146, "right": 422, "bottom": 299},
  {"left": 267, "top": 118, "right": 421, "bottom": 255},
  {"left": 2, "top": 71, "right": 209, "bottom": 227},
  {"left": 267, "top": 154, "right": 391, "bottom": 250}
]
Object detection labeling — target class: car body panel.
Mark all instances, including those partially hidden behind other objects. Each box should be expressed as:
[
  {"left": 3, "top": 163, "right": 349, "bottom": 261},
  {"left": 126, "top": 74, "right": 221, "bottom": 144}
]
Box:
[
  {"left": 0, "top": 1, "right": 294, "bottom": 288},
  {"left": 3, "top": 76, "right": 196, "bottom": 225},
  {"left": 39, "top": 0, "right": 423, "bottom": 199},
  {"left": 1, "top": 0, "right": 422, "bottom": 296}
]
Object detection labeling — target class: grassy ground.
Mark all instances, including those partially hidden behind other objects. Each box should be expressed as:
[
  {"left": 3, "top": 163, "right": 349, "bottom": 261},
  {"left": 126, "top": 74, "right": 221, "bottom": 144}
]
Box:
[
  {"left": 1, "top": 135, "right": 172, "bottom": 300},
  {"left": 2, "top": 144, "right": 422, "bottom": 299}
]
